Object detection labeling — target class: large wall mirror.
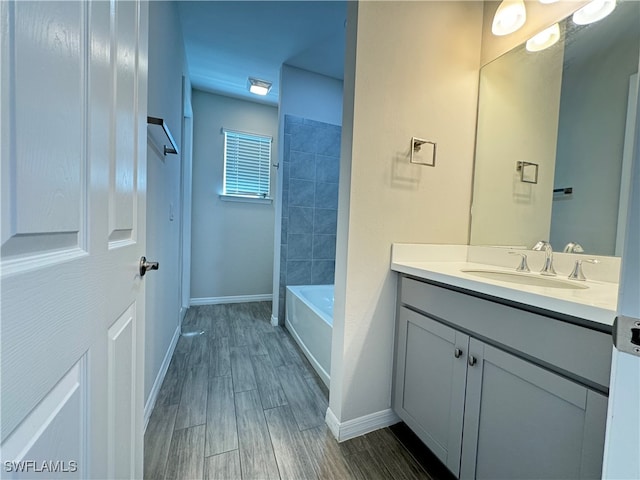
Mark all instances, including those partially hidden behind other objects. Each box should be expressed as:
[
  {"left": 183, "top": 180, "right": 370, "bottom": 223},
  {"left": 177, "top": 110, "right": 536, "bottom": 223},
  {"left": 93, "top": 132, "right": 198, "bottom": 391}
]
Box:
[{"left": 470, "top": 0, "right": 639, "bottom": 256}]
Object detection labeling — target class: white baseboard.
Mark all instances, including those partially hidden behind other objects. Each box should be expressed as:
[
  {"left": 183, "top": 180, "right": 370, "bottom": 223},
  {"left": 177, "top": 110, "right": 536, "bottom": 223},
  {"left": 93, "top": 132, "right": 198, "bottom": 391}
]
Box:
[
  {"left": 271, "top": 314, "right": 279, "bottom": 326},
  {"left": 190, "top": 294, "right": 272, "bottom": 306},
  {"left": 325, "top": 407, "right": 400, "bottom": 442},
  {"left": 143, "top": 324, "right": 181, "bottom": 432}
]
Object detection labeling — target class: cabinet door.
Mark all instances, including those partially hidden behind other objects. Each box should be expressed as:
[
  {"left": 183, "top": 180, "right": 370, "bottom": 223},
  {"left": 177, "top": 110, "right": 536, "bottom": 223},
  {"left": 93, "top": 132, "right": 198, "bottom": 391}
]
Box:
[
  {"left": 461, "top": 339, "right": 607, "bottom": 480},
  {"left": 393, "top": 307, "right": 469, "bottom": 476}
]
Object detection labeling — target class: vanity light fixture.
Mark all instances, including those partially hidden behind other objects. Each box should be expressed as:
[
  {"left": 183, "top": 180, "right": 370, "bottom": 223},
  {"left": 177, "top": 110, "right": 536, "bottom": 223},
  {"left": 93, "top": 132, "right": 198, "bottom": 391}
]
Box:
[
  {"left": 526, "top": 23, "right": 561, "bottom": 52},
  {"left": 573, "top": 0, "right": 616, "bottom": 25},
  {"left": 492, "top": 0, "right": 527, "bottom": 36},
  {"left": 248, "top": 77, "right": 272, "bottom": 96}
]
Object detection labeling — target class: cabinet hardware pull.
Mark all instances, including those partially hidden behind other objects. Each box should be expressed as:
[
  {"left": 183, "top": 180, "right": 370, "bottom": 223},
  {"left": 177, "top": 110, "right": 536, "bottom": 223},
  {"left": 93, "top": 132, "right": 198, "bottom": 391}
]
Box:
[
  {"left": 454, "top": 348, "right": 463, "bottom": 358},
  {"left": 468, "top": 355, "right": 477, "bottom": 367}
]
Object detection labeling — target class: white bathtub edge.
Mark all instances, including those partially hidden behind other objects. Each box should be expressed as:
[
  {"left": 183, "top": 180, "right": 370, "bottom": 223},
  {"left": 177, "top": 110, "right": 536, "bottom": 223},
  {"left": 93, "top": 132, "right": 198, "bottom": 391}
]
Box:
[
  {"left": 325, "top": 407, "right": 401, "bottom": 442},
  {"left": 285, "top": 315, "right": 331, "bottom": 388},
  {"left": 286, "top": 284, "right": 333, "bottom": 327}
]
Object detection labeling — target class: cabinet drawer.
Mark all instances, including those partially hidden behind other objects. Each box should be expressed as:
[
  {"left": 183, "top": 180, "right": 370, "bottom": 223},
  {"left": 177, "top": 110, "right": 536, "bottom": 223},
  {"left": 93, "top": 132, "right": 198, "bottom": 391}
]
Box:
[{"left": 399, "top": 276, "right": 612, "bottom": 390}]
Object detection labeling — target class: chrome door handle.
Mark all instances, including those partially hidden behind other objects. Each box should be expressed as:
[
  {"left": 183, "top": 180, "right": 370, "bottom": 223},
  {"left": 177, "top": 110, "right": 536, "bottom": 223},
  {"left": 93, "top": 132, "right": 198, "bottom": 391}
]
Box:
[
  {"left": 139, "top": 256, "right": 159, "bottom": 277},
  {"left": 468, "top": 355, "right": 477, "bottom": 367},
  {"left": 454, "top": 348, "right": 463, "bottom": 358}
]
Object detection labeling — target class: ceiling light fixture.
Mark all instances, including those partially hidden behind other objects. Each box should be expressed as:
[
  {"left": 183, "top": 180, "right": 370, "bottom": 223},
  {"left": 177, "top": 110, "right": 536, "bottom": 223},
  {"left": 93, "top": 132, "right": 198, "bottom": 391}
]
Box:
[
  {"left": 526, "top": 23, "right": 561, "bottom": 52},
  {"left": 573, "top": 0, "right": 616, "bottom": 25},
  {"left": 248, "top": 77, "right": 272, "bottom": 96},
  {"left": 492, "top": 0, "right": 527, "bottom": 36},
  {"left": 539, "top": 0, "right": 559, "bottom": 4}
]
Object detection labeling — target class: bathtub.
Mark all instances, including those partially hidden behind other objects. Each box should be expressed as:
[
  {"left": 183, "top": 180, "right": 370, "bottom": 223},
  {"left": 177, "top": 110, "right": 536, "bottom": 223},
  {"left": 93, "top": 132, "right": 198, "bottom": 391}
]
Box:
[{"left": 285, "top": 285, "right": 333, "bottom": 388}]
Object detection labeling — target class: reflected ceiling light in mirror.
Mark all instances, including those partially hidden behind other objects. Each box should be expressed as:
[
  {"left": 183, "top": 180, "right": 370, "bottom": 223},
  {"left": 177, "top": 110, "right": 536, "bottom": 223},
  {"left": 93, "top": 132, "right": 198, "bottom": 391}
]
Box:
[
  {"left": 573, "top": 0, "right": 616, "bottom": 25},
  {"left": 248, "top": 77, "right": 272, "bottom": 96},
  {"left": 492, "top": 0, "right": 527, "bottom": 36},
  {"left": 526, "top": 23, "right": 561, "bottom": 52}
]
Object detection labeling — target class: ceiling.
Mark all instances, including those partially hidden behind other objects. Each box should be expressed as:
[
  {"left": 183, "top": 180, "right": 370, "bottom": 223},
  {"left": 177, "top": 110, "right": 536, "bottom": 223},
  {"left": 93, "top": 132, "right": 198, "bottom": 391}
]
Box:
[{"left": 178, "top": 1, "right": 347, "bottom": 106}]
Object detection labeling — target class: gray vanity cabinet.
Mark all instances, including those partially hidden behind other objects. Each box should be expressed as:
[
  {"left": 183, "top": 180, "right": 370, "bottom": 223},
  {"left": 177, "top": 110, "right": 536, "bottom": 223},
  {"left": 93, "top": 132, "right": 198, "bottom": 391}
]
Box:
[
  {"left": 393, "top": 307, "right": 469, "bottom": 476},
  {"left": 460, "top": 338, "right": 608, "bottom": 480},
  {"left": 393, "top": 275, "right": 610, "bottom": 479}
]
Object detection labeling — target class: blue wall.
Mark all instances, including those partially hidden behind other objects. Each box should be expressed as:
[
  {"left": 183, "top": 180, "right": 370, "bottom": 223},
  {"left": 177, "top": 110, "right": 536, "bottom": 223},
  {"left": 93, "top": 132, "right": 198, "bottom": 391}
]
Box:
[{"left": 279, "top": 114, "right": 341, "bottom": 320}]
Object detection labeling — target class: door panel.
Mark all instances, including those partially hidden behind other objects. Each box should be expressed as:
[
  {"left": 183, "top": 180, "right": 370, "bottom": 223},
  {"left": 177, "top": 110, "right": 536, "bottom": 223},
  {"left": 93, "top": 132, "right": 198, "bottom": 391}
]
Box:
[
  {"left": 395, "top": 307, "right": 468, "bottom": 476},
  {"left": 1, "top": 1, "right": 148, "bottom": 478},
  {"left": 1, "top": 359, "right": 86, "bottom": 479},
  {"left": 462, "top": 339, "right": 604, "bottom": 480},
  {"left": 108, "top": 304, "right": 136, "bottom": 480},
  {"left": 110, "top": 0, "right": 137, "bottom": 244},
  {"left": 5, "top": 1, "right": 86, "bottom": 244}
]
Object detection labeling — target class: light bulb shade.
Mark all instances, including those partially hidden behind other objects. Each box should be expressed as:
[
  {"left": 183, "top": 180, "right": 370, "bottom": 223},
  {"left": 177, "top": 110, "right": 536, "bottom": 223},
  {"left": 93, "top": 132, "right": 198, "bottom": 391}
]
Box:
[
  {"left": 492, "top": 0, "right": 527, "bottom": 36},
  {"left": 248, "top": 77, "right": 272, "bottom": 96},
  {"left": 249, "top": 84, "right": 270, "bottom": 95},
  {"left": 526, "top": 23, "right": 561, "bottom": 52},
  {"left": 573, "top": 0, "right": 616, "bottom": 25}
]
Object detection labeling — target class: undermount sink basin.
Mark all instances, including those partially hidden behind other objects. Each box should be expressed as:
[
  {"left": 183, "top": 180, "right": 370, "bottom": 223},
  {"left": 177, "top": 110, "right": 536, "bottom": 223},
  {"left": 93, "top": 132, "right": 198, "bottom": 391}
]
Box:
[{"left": 461, "top": 269, "right": 589, "bottom": 290}]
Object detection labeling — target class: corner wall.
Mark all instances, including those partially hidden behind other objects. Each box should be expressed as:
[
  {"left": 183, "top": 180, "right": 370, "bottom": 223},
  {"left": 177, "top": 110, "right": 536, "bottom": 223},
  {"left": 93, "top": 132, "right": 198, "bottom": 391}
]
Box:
[
  {"left": 277, "top": 115, "right": 341, "bottom": 322},
  {"left": 330, "top": 0, "right": 483, "bottom": 429},
  {"left": 190, "top": 90, "right": 278, "bottom": 302},
  {"left": 273, "top": 65, "right": 343, "bottom": 323},
  {"left": 145, "top": 1, "right": 190, "bottom": 407}
]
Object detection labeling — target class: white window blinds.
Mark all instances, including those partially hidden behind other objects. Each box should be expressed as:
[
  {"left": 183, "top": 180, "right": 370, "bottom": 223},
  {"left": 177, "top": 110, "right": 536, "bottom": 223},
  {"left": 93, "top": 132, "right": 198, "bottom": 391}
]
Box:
[{"left": 223, "top": 129, "right": 272, "bottom": 198}]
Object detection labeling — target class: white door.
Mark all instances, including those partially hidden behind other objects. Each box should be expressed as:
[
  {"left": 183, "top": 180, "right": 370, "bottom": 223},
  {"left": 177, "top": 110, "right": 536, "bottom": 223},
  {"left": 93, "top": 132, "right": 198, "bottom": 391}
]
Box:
[
  {"left": 1, "top": 1, "right": 148, "bottom": 479},
  {"left": 602, "top": 62, "right": 640, "bottom": 478}
]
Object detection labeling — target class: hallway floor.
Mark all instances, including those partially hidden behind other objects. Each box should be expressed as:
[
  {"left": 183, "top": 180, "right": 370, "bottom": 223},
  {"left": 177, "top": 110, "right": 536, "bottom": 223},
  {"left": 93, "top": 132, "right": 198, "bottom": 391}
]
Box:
[{"left": 143, "top": 302, "right": 437, "bottom": 479}]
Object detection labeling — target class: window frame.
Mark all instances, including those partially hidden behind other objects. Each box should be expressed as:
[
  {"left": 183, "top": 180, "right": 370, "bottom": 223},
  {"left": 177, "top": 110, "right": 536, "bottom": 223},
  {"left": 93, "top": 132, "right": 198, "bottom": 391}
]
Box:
[{"left": 221, "top": 128, "right": 273, "bottom": 202}]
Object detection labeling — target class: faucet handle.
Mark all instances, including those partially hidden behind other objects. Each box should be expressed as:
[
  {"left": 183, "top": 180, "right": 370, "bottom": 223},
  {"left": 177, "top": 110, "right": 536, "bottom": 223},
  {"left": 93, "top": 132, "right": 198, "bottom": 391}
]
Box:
[
  {"left": 568, "top": 258, "right": 599, "bottom": 281},
  {"left": 563, "top": 242, "right": 585, "bottom": 253},
  {"left": 509, "top": 251, "right": 530, "bottom": 272}
]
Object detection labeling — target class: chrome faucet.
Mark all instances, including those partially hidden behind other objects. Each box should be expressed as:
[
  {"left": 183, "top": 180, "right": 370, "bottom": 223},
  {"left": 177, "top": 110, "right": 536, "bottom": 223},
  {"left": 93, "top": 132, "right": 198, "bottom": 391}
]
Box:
[
  {"left": 532, "top": 240, "right": 557, "bottom": 276},
  {"left": 508, "top": 251, "right": 530, "bottom": 272},
  {"left": 568, "top": 258, "right": 599, "bottom": 281}
]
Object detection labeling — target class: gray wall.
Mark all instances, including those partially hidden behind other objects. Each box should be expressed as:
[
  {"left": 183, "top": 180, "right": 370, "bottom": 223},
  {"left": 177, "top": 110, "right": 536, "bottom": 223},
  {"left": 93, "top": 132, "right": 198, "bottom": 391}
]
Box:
[
  {"left": 145, "top": 1, "right": 189, "bottom": 406},
  {"left": 190, "top": 90, "right": 278, "bottom": 302},
  {"left": 550, "top": 17, "right": 639, "bottom": 255},
  {"left": 278, "top": 115, "right": 341, "bottom": 321}
]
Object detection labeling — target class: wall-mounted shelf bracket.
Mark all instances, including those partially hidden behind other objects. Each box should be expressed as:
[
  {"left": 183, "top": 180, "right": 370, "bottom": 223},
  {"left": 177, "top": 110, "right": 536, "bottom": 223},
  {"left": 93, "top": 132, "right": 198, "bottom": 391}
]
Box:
[
  {"left": 410, "top": 137, "right": 436, "bottom": 167},
  {"left": 147, "top": 116, "right": 179, "bottom": 156}
]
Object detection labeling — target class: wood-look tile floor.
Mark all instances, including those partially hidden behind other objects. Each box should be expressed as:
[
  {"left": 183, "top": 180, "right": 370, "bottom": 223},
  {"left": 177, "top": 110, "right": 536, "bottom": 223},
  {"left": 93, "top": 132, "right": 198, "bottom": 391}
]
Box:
[{"left": 144, "top": 302, "right": 435, "bottom": 480}]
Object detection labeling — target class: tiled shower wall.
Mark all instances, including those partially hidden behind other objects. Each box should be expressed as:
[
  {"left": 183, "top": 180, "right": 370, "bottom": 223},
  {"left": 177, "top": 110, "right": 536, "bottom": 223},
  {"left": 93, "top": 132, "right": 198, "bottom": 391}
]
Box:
[{"left": 279, "top": 114, "right": 341, "bottom": 322}]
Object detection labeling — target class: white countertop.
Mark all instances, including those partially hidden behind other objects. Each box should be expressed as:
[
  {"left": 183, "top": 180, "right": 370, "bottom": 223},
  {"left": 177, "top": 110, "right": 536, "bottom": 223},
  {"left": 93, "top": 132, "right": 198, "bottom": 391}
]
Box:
[{"left": 391, "top": 245, "right": 619, "bottom": 327}]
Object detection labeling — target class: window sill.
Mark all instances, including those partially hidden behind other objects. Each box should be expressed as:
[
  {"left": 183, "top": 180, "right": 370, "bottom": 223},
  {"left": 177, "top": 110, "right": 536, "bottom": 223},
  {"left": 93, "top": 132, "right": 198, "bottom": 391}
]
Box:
[{"left": 219, "top": 194, "right": 273, "bottom": 205}]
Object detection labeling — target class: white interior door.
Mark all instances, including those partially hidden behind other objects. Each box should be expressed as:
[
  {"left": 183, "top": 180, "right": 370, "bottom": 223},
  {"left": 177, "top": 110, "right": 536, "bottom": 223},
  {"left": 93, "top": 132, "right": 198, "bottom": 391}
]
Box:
[
  {"left": 602, "top": 63, "right": 640, "bottom": 478},
  {"left": 1, "top": 1, "right": 148, "bottom": 478}
]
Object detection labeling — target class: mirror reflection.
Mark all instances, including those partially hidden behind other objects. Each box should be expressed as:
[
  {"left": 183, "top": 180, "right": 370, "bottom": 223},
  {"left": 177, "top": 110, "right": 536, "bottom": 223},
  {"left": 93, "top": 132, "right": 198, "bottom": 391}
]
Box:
[{"left": 470, "top": 1, "right": 639, "bottom": 256}]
